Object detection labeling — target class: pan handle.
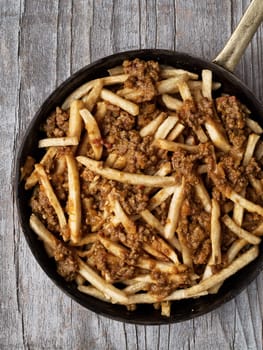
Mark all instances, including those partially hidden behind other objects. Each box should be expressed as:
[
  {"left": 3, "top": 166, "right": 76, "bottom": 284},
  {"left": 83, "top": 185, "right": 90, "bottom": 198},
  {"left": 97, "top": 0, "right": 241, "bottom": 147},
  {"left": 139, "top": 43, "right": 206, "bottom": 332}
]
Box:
[{"left": 213, "top": 0, "right": 263, "bottom": 72}]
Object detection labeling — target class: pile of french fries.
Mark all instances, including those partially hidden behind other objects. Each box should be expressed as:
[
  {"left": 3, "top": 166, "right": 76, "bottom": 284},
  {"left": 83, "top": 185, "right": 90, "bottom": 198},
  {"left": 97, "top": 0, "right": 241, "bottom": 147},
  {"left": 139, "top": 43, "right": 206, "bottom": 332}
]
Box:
[{"left": 22, "top": 59, "right": 263, "bottom": 317}]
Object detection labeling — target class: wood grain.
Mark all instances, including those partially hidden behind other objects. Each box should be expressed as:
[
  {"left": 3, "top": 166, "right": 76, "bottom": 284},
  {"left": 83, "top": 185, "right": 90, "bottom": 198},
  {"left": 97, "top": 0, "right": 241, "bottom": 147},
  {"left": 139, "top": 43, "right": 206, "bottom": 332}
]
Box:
[{"left": 1, "top": 0, "right": 262, "bottom": 348}]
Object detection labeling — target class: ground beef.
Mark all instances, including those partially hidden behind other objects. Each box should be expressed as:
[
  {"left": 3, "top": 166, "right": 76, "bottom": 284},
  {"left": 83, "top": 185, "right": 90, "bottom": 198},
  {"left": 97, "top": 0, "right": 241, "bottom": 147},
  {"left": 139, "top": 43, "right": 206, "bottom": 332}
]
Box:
[
  {"left": 122, "top": 58, "right": 160, "bottom": 103},
  {"left": 218, "top": 153, "right": 247, "bottom": 193},
  {"left": 216, "top": 96, "right": 249, "bottom": 149},
  {"left": 178, "top": 99, "right": 205, "bottom": 130},
  {"left": 30, "top": 188, "right": 59, "bottom": 233},
  {"left": 54, "top": 242, "right": 78, "bottom": 281},
  {"left": 43, "top": 107, "right": 69, "bottom": 137}
]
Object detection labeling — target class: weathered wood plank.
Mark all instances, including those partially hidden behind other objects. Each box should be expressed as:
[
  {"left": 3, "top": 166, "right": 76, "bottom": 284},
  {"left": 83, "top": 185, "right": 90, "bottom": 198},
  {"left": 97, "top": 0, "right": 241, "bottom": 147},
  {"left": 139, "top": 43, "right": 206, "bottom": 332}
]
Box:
[
  {"left": 0, "top": 0, "right": 24, "bottom": 348},
  {"left": 1, "top": 0, "right": 262, "bottom": 349}
]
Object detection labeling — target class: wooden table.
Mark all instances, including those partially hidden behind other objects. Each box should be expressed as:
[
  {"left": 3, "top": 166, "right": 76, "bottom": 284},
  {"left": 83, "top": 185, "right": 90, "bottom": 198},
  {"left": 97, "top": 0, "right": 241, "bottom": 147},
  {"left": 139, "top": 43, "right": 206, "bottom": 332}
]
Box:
[{"left": 1, "top": 0, "right": 263, "bottom": 349}]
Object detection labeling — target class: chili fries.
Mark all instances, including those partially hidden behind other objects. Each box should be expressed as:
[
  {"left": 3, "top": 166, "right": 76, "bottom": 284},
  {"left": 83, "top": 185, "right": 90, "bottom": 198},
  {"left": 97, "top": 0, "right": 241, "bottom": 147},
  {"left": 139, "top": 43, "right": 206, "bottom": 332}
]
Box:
[{"left": 23, "top": 58, "right": 262, "bottom": 317}]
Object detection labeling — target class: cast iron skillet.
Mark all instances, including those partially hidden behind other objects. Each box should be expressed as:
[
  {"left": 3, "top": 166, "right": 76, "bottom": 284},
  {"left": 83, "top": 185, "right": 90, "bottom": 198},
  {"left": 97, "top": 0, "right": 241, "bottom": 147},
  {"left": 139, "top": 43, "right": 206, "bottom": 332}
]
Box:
[{"left": 15, "top": 0, "right": 263, "bottom": 324}]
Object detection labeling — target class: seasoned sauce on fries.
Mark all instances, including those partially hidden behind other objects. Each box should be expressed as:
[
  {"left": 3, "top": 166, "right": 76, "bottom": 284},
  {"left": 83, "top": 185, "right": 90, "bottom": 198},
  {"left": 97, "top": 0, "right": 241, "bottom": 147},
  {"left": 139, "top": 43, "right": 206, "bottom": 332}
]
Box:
[{"left": 22, "top": 58, "right": 263, "bottom": 317}]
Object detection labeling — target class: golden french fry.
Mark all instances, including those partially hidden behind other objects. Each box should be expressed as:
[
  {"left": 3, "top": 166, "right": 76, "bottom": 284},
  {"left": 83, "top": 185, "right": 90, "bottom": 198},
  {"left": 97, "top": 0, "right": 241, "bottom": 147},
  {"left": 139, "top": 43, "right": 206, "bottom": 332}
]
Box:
[
  {"left": 154, "top": 116, "right": 179, "bottom": 140},
  {"left": 80, "top": 108, "right": 103, "bottom": 160},
  {"left": 167, "top": 123, "right": 185, "bottom": 141},
  {"left": 82, "top": 79, "right": 103, "bottom": 112},
  {"left": 65, "top": 154, "right": 82, "bottom": 243},
  {"left": 25, "top": 147, "right": 57, "bottom": 190},
  {"left": 204, "top": 119, "right": 230, "bottom": 152},
  {"left": 167, "top": 246, "right": 259, "bottom": 299},
  {"left": 242, "top": 133, "right": 260, "bottom": 166},
  {"left": 164, "top": 179, "right": 185, "bottom": 240},
  {"left": 177, "top": 81, "right": 192, "bottom": 101},
  {"left": 157, "top": 75, "right": 188, "bottom": 94},
  {"left": 148, "top": 186, "right": 175, "bottom": 211},
  {"left": 107, "top": 66, "right": 124, "bottom": 76},
  {"left": 100, "top": 88, "right": 139, "bottom": 116},
  {"left": 202, "top": 69, "right": 212, "bottom": 100},
  {"left": 68, "top": 100, "right": 84, "bottom": 141},
  {"left": 210, "top": 199, "right": 221, "bottom": 265},
  {"left": 154, "top": 138, "right": 199, "bottom": 152},
  {"left": 76, "top": 156, "right": 176, "bottom": 187},
  {"left": 194, "top": 180, "right": 211, "bottom": 213},
  {"left": 38, "top": 136, "right": 79, "bottom": 148},
  {"left": 160, "top": 67, "right": 199, "bottom": 80},
  {"left": 162, "top": 94, "right": 183, "bottom": 111},
  {"left": 222, "top": 215, "right": 261, "bottom": 245},
  {"left": 29, "top": 214, "right": 58, "bottom": 250},
  {"left": 35, "top": 164, "right": 67, "bottom": 233},
  {"left": 62, "top": 75, "right": 129, "bottom": 110},
  {"left": 246, "top": 117, "right": 263, "bottom": 134},
  {"left": 140, "top": 112, "right": 166, "bottom": 137},
  {"left": 78, "top": 258, "right": 128, "bottom": 304}
]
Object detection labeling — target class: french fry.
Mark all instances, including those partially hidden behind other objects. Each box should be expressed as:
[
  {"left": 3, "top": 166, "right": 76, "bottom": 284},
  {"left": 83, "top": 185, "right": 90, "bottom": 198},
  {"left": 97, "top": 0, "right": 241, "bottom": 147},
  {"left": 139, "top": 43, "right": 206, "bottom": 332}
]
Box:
[
  {"left": 157, "top": 75, "right": 188, "bottom": 94},
  {"left": 143, "top": 243, "right": 169, "bottom": 261},
  {"left": 154, "top": 162, "right": 172, "bottom": 176},
  {"left": 82, "top": 79, "right": 103, "bottom": 112},
  {"left": 70, "top": 233, "right": 98, "bottom": 246},
  {"left": 188, "top": 81, "right": 221, "bottom": 91},
  {"left": 62, "top": 75, "right": 129, "bottom": 110},
  {"left": 161, "top": 301, "right": 171, "bottom": 317},
  {"left": 154, "top": 116, "right": 179, "bottom": 140},
  {"left": 65, "top": 154, "right": 81, "bottom": 243},
  {"left": 80, "top": 108, "right": 103, "bottom": 160},
  {"left": 222, "top": 215, "right": 261, "bottom": 245},
  {"left": 76, "top": 131, "right": 89, "bottom": 156},
  {"left": 35, "top": 164, "right": 67, "bottom": 234},
  {"left": 226, "top": 239, "right": 248, "bottom": 263},
  {"left": 177, "top": 81, "right": 192, "bottom": 101},
  {"left": 78, "top": 258, "right": 128, "bottom": 304},
  {"left": 107, "top": 66, "right": 124, "bottom": 76},
  {"left": 68, "top": 100, "right": 84, "bottom": 141},
  {"left": 177, "top": 230, "right": 193, "bottom": 268},
  {"left": 233, "top": 188, "right": 246, "bottom": 226},
  {"left": 76, "top": 156, "right": 176, "bottom": 187},
  {"left": 194, "top": 180, "right": 211, "bottom": 213},
  {"left": 38, "top": 136, "right": 79, "bottom": 148},
  {"left": 100, "top": 88, "right": 139, "bottom": 116},
  {"left": 202, "top": 69, "right": 212, "bottom": 100},
  {"left": 140, "top": 209, "right": 165, "bottom": 236},
  {"left": 78, "top": 285, "right": 111, "bottom": 302},
  {"left": 167, "top": 246, "right": 259, "bottom": 299},
  {"left": 29, "top": 214, "right": 58, "bottom": 250},
  {"left": 160, "top": 67, "right": 199, "bottom": 80},
  {"left": 164, "top": 179, "right": 185, "bottom": 240},
  {"left": 204, "top": 119, "right": 230, "bottom": 152},
  {"left": 255, "top": 141, "right": 263, "bottom": 160},
  {"left": 167, "top": 123, "right": 185, "bottom": 141},
  {"left": 25, "top": 147, "right": 57, "bottom": 190},
  {"left": 242, "top": 133, "right": 260, "bottom": 166},
  {"left": 95, "top": 101, "right": 107, "bottom": 122},
  {"left": 111, "top": 198, "right": 136, "bottom": 235},
  {"left": 210, "top": 199, "right": 221, "bottom": 265},
  {"left": 154, "top": 139, "right": 200, "bottom": 152},
  {"left": 227, "top": 190, "right": 263, "bottom": 217},
  {"left": 148, "top": 186, "right": 175, "bottom": 211},
  {"left": 246, "top": 117, "right": 263, "bottom": 134},
  {"left": 162, "top": 94, "right": 183, "bottom": 111},
  {"left": 140, "top": 112, "right": 166, "bottom": 137}
]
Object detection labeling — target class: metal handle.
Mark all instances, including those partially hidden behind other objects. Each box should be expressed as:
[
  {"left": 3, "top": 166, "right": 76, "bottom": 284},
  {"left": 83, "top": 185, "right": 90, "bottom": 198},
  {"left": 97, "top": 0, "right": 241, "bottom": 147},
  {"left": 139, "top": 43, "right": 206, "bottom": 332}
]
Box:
[{"left": 213, "top": 0, "right": 263, "bottom": 71}]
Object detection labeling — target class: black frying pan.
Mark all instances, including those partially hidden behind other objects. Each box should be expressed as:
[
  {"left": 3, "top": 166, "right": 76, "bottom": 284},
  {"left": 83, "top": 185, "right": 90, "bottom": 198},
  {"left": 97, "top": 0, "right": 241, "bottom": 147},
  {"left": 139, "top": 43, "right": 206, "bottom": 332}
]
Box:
[{"left": 15, "top": 0, "right": 263, "bottom": 324}]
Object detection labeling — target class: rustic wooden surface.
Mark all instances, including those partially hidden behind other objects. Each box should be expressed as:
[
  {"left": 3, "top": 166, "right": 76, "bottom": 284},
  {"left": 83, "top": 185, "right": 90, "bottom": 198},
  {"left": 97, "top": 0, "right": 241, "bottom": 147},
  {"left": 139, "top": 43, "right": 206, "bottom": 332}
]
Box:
[{"left": 1, "top": 0, "right": 263, "bottom": 349}]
